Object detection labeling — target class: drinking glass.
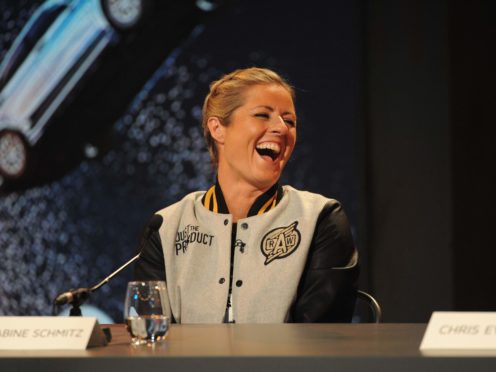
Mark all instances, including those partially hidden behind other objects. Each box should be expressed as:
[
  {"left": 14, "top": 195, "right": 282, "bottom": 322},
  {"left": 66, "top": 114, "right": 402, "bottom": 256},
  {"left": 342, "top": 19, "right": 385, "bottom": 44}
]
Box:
[{"left": 123, "top": 281, "right": 170, "bottom": 345}]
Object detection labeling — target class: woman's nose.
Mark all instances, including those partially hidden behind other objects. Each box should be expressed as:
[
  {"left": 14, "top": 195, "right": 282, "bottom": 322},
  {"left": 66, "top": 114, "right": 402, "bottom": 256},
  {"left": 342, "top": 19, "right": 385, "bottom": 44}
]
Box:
[{"left": 269, "top": 116, "right": 289, "bottom": 134}]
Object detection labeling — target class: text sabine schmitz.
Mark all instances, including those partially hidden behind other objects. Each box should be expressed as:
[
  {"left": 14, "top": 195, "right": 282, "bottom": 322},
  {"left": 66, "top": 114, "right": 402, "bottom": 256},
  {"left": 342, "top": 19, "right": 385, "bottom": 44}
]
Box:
[{"left": 0, "top": 328, "right": 84, "bottom": 338}]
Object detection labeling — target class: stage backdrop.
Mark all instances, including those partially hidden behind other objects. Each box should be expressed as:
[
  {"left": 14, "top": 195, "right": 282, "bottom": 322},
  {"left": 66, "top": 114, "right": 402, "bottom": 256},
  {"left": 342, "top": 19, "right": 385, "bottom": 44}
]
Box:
[{"left": 0, "top": 0, "right": 362, "bottom": 322}]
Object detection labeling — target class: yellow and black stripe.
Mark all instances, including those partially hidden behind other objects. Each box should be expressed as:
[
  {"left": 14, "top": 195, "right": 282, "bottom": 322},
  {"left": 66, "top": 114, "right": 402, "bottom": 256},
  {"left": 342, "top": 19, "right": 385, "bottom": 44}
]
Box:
[
  {"left": 202, "top": 182, "right": 283, "bottom": 216},
  {"left": 203, "top": 185, "right": 220, "bottom": 213}
]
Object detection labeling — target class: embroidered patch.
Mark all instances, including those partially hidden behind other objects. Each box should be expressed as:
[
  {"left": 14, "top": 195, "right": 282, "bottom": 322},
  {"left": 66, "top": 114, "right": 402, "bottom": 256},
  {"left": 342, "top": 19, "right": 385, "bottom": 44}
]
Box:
[{"left": 260, "top": 221, "right": 301, "bottom": 265}]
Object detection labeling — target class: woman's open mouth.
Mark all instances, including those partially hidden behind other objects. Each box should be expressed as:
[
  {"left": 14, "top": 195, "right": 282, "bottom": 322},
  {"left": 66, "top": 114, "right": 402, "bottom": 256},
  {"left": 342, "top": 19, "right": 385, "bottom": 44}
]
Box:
[{"left": 256, "top": 143, "right": 281, "bottom": 161}]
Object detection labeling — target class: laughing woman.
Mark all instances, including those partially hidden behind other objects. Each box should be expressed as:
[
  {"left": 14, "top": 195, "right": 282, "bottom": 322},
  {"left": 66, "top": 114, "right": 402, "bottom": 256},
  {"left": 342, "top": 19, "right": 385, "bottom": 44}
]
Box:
[{"left": 134, "top": 67, "right": 358, "bottom": 323}]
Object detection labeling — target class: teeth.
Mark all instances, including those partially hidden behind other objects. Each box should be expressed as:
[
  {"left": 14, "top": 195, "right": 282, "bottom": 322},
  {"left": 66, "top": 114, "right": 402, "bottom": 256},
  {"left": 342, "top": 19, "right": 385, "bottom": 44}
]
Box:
[{"left": 256, "top": 143, "right": 281, "bottom": 155}]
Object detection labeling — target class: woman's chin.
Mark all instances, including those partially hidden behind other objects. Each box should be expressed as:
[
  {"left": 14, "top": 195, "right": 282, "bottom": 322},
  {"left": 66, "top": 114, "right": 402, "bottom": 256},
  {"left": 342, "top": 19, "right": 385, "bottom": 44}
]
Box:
[{"left": 249, "top": 170, "right": 282, "bottom": 190}]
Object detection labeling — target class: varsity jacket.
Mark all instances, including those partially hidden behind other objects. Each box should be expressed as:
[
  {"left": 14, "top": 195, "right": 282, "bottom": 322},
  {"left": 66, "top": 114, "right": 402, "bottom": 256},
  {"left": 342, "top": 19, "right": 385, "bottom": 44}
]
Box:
[{"left": 134, "top": 183, "right": 358, "bottom": 323}]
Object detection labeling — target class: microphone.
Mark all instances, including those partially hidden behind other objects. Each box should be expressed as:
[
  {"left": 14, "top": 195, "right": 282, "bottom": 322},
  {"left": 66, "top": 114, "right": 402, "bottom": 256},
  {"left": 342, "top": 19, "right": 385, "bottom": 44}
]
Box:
[
  {"left": 53, "top": 214, "right": 163, "bottom": 306},
  {"left": 148, "top": 213, "right": 164, "bottom": 230},
  {"left": 54, "top": 287, "right": 91, "bottom": 307}
]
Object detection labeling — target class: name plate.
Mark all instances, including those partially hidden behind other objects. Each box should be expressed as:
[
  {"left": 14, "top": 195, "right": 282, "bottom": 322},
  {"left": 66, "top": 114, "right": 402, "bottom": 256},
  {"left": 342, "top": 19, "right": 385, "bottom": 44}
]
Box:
[
  {"left": 420, "top": 312, "right": 496, "bottom": 350},
  {"left": 0, "top": 317, "right": 107, "bottom": 350}
]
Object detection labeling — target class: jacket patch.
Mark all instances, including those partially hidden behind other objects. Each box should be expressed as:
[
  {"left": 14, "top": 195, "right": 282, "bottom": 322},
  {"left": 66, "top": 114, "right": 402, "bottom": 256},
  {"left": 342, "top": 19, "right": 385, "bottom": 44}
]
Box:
[
  {"left": 176, "top": 224, "right": 214, "bottom": 255},
  {"left": 260, "top": 221, "right": 301, "bottom": 265}
]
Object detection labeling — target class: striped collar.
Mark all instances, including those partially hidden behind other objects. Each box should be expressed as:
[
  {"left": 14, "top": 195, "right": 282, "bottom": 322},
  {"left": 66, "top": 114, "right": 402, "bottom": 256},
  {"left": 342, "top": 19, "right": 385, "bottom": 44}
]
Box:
[{"left": 201, "top": 181, "right": 283, "bottom": 217}]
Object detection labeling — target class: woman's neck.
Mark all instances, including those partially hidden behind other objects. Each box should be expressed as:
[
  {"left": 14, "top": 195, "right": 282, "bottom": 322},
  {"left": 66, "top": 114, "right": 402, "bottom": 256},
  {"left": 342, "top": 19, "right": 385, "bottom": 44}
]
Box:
[{"left": 217, "top": 175, "right": 270, "bottom": 223}]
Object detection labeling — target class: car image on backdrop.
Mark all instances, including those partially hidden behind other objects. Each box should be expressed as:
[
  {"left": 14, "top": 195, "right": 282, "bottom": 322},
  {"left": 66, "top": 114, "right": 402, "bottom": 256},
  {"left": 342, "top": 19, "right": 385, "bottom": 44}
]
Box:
[
  {"left": 0, "top": 0, "right": 359, "bottom": 322},
  {"left": 0, "top": 0, "right": 221, "bottom": 191}
]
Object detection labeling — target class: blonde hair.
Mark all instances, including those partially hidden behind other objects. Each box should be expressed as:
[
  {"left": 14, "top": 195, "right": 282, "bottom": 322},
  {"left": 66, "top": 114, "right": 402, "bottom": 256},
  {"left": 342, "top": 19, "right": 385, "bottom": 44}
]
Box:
[{"left": 202, "top": 67, "right": 295, "bottom": 164}]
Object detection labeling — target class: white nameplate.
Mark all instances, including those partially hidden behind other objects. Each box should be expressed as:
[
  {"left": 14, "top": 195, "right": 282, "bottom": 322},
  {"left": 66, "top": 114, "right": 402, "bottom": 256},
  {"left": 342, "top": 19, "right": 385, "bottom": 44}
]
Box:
[
  {"left": 420, "top": 312, "right": 496, "bottom": 350},
  {"left": 0, "top": 317, "right": 107, "bottom": 350}
]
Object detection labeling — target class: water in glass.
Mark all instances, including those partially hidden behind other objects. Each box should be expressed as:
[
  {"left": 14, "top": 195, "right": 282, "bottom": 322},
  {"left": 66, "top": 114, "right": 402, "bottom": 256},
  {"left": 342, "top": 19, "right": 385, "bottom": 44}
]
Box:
[{"left": 123, "top": 281, "right": 169, "bottom": 345}]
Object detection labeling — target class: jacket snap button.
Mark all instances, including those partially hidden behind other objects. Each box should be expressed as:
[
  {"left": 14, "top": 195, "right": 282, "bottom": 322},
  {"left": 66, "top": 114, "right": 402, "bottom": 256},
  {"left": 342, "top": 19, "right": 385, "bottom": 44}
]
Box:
[
  {"left": 236, "top": 280, "right": 243, "bottom": 287},
  {"left": 219, "top": 278, "right": 225, "bottom": 284},
  {"left": 224, "top": 219, "right": 229, "bottom": 225},
  {"left": 241, "top": 223, "right": 248, "bottom": 230}
]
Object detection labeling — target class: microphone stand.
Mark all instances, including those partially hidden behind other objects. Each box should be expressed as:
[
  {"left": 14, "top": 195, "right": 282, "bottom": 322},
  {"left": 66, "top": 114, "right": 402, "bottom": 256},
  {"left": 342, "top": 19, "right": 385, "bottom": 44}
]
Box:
[
  {"left": 59, "top": 253, "right": 141, "bottom": 317},
  {"left": 90, "top": 253, "right": 140, "bottom": 292},
  {"left": 54, "top": 214, "right": 163, "bottom": 317}
]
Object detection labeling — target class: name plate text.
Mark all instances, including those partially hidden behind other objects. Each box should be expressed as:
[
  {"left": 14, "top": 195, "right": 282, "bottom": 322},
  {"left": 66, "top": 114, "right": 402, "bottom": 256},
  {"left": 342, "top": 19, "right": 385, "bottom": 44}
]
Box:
[
  {"left": 0, "top": 316, "right": 107, "bottom": 350},
  {"left": 420, "top": 312, "right": 496, "bottom": 350}
]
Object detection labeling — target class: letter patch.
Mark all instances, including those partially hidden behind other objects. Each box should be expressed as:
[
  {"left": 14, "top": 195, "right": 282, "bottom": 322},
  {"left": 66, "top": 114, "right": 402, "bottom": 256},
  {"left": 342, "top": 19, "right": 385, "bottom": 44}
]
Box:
[
  {"left": 260, "top": 221, "right": 301, "bottom": 265},
  {"left": 175, "top": 224, "right": 214, "bottom": 255}
]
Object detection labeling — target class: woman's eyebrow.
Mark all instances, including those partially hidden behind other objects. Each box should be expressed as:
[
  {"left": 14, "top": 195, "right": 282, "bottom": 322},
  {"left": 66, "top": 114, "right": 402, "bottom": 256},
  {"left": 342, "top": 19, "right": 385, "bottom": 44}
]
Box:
[
  {"left": 252, "top": 105, "right": 296, "bottom": 117},
  {"left": 252, "top": 105, "right": 274, "bottom": 111}
]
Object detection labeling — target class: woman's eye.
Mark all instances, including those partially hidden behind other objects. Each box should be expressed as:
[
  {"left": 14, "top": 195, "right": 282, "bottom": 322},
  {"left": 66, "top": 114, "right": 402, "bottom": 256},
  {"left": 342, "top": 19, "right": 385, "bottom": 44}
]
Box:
[
  {"left": 284, "top": 119, "right": 296, "bottom": 127},
  {"left": 255, "top": 113, "right": 270, "bottom": 119}
]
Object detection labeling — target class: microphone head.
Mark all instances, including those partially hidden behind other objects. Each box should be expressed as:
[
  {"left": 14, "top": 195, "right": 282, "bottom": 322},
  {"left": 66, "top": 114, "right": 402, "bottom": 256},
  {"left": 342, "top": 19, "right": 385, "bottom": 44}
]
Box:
[
  {"left": 149, "top": 214, "right": 163, "bottom": 231},
  {"left": 54, "top": 288, "right": 90, "bottom": 306}
]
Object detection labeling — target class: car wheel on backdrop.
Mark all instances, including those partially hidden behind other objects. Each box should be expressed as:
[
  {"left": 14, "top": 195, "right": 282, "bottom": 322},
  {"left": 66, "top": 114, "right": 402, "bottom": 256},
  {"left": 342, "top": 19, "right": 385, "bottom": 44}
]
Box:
[
  {"left": 0, "top": 130, "right": 30, "bottom": 181},
  {"left": 100, "top": 0, "right": 149, "bottom": 31}
]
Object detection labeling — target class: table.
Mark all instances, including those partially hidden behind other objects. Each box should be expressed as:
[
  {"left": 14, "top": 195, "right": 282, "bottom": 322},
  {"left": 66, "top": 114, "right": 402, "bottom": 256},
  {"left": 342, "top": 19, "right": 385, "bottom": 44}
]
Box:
[{"left": 1, "top": 324, "right": 496, "bottom": 372}]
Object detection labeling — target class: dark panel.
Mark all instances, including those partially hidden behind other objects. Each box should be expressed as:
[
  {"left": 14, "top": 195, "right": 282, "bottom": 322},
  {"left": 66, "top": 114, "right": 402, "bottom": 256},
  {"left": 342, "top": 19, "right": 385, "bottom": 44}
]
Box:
[
  {"left": 450, "top": 0, "right": 496, "bottom": 310},
  {"left": 366, "top": 0, "right": 453, "bottom": 321}
]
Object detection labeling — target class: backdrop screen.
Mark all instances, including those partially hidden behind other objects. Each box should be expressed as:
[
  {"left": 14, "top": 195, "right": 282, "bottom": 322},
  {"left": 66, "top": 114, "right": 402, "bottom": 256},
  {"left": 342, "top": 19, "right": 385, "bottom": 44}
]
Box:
[{"left": 0, "top": 0, "right": 362, "bottom": 322}]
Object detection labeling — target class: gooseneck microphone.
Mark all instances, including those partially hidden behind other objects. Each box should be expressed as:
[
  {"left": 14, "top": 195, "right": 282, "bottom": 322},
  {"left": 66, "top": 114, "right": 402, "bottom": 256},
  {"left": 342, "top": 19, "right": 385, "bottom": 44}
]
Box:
[{"left": 53, "top": 214, "right": 163, "bottom": 307}]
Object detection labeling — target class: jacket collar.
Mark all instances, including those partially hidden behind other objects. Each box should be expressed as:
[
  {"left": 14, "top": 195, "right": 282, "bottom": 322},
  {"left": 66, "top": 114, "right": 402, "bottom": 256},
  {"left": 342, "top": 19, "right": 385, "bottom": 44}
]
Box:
[{"left": 201, "top": 180, "right": 283, "bottom": 217}]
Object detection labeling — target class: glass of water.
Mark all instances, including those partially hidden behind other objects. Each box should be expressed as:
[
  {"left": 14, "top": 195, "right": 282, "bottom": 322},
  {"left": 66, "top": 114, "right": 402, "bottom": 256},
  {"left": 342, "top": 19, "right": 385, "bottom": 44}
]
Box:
[{"left": 124, "top": 281, "right": 170, "bottom": 345}]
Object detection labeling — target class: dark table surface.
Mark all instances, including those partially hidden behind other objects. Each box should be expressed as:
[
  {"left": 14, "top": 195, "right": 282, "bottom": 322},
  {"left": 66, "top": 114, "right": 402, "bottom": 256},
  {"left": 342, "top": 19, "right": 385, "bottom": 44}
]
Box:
[{"left": 1, "top": 323, "right": 496, "bottom": 372}]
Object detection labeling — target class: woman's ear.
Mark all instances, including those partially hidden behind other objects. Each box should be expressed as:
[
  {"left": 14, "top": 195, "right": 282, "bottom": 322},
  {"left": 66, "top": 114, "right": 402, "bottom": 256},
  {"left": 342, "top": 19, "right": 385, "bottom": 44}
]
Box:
[{"left": 207, "top": 117, "right": 225, "bottom": 144}]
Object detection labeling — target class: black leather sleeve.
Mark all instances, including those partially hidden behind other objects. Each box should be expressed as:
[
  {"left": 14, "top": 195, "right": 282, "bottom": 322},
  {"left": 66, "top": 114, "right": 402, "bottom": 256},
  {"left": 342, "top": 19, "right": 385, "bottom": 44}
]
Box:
[
  {"left": 133, "top": 230, "right": 166, "bottom": 281},
  {"left": 133, "top": 225, "right": 177, "bottom": 323},
  {"left": 288, "top": 200, "right": 359, "bottom": 323}
]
